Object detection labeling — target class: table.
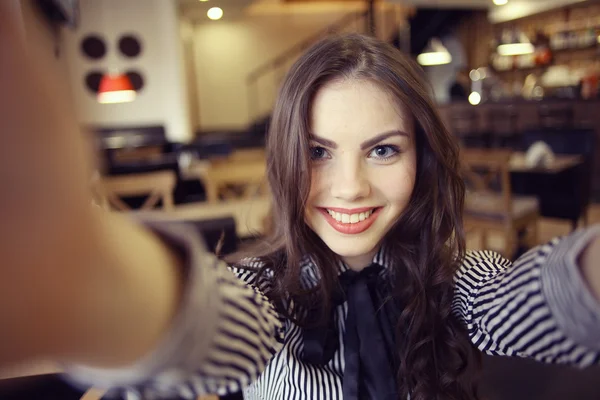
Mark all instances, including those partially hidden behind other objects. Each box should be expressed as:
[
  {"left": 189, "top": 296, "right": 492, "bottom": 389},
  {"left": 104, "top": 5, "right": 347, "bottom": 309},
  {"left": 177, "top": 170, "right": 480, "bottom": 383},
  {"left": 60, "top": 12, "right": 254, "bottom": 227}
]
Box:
[
  {"left": 509, "top": 152, "right": 586, "bottom": 228},
  {"left": 133, "top": 196, "right": 271, "bottom": 238},
  {"left": 509, "top": 152, "right": 584, "bottom": 173}
]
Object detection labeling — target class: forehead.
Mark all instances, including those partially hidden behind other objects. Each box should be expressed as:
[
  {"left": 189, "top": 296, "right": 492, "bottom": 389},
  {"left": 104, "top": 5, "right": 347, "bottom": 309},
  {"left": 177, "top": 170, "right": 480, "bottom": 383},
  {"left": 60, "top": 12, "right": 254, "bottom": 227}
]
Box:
[{"left": 310, "top": 79, "right": 413, "bottom": 142}]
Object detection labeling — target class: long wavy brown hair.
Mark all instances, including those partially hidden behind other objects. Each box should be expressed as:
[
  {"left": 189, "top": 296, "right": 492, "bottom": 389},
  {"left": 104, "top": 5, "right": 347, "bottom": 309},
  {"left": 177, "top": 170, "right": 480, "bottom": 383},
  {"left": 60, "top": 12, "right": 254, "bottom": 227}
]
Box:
[{"left": 227, "top": 33, "right": 479, "bottom": 400}]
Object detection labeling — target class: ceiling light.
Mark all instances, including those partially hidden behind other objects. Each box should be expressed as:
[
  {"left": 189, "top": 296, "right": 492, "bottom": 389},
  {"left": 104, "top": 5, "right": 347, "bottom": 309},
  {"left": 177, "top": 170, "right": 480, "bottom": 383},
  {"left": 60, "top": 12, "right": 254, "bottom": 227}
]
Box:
[
  {"left": 493, "top": 0, "right": 508, "bottom": 5},
  {"left": 199, "top": 0, "right": 209, "bottom": 2},
  {"left": 417, "top": 38, "right": 452, "bottom": 66},
  {"left": 497, "top": 42, "right": 534, "bottom": 56},
  {"left": 468, "top": 92, "right": 481, "bottom": 106},
  {"left": 497, "top": 30, "right": 535, "bottom": 56},
  {"left": 207, "top": 7, "right": 223, "bottom": 20}
]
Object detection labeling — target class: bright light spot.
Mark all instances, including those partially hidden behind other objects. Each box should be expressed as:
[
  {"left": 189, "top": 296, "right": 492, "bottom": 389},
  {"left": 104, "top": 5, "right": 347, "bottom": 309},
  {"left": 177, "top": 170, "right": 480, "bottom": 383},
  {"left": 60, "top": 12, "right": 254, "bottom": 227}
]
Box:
[
  {"left": 469, "top": 69, "right": 481, "bottom": 81},
  {"left": 497, "top": 43, "right": 534, "bottom": 56},
  {"left": 478, "top": 67, "right": 488, "bottom": 79},
  {"left": 199, "top": 0, "right": 209, "bottom": 2},
  {"left": 493, "top": 0, "right": 508, "bottom": 5},
  {"left": 417, "top": 52, "right": 452, "bottom": 66},
  {"left": 468, "top": 92, "right": 481, "bottom": 106},
  {"left": 207, "top": 7, "right": 223, "bottom": 20},
  {"left": 98, "top": 90, "right": 136, "bottom": 104}
]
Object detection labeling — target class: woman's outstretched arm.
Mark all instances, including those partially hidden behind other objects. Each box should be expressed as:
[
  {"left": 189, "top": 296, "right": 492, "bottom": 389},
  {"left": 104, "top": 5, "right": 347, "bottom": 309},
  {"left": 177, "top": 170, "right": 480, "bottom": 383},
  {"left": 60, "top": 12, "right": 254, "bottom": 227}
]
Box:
[
  {"left": 0, "top": 6, "right": 283, "bottom": 398},
  {"left": 453, "top": 227, "right": 600, "bottom": 367},
  {"left": 0, "top": 3, "right": 188, "bottom": 368}
]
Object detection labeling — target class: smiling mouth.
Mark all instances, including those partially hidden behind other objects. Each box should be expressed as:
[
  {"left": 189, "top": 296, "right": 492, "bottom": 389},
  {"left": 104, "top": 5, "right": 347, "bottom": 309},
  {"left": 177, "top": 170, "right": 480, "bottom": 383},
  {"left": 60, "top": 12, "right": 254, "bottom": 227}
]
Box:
[
  {"left": 324, "top": 208, "right": 378, "bottom": 224},
  {"left": 318, "top": 207, "right": 382, "bottom": 234}
]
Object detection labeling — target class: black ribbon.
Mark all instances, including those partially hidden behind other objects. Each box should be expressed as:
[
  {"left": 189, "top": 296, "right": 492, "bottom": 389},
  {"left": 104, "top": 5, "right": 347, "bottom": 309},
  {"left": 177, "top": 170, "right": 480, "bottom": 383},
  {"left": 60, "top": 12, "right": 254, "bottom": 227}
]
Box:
[{"left": 301, "top": 264, "right": 399, "bottom": 400}]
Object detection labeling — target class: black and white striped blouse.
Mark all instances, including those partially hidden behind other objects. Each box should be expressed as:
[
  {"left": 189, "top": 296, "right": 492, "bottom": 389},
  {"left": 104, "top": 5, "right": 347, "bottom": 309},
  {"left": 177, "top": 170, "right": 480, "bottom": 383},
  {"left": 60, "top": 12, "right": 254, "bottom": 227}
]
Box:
[{"left": 67, "top": 225, "right": 600, "bottom": 399}]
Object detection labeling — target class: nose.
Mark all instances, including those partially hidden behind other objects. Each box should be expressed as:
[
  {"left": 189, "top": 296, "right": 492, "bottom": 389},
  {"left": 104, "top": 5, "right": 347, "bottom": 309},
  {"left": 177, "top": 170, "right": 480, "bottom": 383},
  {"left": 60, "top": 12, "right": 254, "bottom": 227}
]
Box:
[{"left": 329, "top": 156, "right": 370, "bottom": 202}]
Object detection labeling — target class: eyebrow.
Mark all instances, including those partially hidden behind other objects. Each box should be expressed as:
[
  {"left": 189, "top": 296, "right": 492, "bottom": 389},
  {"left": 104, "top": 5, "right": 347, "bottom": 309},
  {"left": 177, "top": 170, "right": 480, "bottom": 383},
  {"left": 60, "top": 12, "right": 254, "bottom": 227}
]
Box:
[
  {"left": 309, "top": 130, "right": 410, "bottom": 150},
  {"left": 360, "top": 130, "right": 410, "bottom": 150}
]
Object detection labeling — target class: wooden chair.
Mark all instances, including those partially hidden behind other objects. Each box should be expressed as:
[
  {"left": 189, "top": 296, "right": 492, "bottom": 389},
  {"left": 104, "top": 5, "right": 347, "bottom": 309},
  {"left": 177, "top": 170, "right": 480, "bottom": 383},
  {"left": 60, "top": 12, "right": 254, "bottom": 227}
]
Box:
[
  {"left": 462, "top": 149, "right": 539, "bottom": 259},
  {"left": 95, "top": 170, "right": 176, "bottom": 211},
  {"left": 204, "top": 159, "right": 268, "bottom": 203}
]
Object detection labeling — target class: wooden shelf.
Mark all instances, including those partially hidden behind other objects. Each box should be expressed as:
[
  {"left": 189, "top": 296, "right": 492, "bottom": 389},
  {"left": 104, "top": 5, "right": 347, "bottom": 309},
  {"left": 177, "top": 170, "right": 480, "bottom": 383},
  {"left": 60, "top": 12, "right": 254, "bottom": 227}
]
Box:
[
  {"left": 552, "top": 44, "right": 598, "bottom": 53},
  {"left": 490, "top": 45, "right": 598, "bottom": 74}
]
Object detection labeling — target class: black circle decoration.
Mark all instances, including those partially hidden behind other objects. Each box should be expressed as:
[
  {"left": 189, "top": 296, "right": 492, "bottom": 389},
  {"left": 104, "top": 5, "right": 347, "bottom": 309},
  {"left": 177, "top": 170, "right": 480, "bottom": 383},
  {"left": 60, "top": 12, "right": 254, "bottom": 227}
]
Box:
[
  {"left": 85, "top": 70, "right": 105, "bottom": 93},
  {"left": 81, "top": 35, "right": 107, "bottom": 60},
  {"left": 118, "top": 35, "right": 142, "bottom": 58},
  {"left": 125, "top": 70, "right": 145, "bottom": 92}
]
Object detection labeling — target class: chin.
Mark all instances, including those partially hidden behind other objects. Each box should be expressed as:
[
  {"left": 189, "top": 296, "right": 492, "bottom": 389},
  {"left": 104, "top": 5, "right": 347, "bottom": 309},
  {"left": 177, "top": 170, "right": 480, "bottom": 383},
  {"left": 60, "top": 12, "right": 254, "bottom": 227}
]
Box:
[
  {"left": 326, "top": 243, "right": 373, "bottom": 258},
  {"left": 320, "top": 236, "right": 380, "bottom": 267}
]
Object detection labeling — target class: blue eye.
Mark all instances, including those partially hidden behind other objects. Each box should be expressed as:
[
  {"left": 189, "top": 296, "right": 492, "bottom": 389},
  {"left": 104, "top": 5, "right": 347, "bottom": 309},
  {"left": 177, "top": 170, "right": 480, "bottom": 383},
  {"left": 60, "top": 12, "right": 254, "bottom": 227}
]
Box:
[
  {"left": 310, "top": 146, "right": 330, "bottom": 160},
  {"left": 369, "top": 145, "right": 400, "bottom": 160}
]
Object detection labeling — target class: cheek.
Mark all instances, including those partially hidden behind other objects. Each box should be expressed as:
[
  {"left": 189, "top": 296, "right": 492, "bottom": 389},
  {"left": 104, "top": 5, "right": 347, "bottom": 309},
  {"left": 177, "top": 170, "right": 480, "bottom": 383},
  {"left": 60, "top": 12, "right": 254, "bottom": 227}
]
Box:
[
  {"left": 371, "top": 162, "right": 416, "bottom": 203},
  {"left": 305, "top": 170, "right": 325, "bottom": 225},
  {"left": 308, "top": 168, "right": 324, "bottom": 200}
]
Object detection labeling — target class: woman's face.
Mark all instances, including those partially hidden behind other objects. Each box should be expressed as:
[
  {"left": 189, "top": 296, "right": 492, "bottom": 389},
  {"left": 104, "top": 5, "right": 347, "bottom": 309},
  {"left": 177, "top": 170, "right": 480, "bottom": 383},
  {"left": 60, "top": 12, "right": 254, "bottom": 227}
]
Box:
[{"left": 305, "top": 79, "right": 417, "bottom": 270}]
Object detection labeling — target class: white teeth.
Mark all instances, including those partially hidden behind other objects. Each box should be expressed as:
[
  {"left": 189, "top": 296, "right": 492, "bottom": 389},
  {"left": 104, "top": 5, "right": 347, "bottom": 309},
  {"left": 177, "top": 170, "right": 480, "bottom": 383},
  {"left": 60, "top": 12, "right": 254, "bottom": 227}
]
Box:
[{"left": 326, "top": 209, "right": 375, "bottom": 224}]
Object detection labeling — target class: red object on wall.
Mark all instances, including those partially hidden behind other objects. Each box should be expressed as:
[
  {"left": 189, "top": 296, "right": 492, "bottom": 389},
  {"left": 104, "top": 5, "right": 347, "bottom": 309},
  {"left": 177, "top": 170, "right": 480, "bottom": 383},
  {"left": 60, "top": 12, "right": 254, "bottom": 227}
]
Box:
[
  {"left": 98, "top": 74, "right": 133, "bottom": 93},
  {"left": 97, "top": 73, "right": 136, "bottom": 104}
]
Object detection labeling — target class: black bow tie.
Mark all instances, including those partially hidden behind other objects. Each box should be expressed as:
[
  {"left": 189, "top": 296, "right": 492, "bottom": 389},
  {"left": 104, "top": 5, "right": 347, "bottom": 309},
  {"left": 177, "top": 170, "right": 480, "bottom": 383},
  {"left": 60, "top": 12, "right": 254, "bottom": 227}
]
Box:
[{"left": 302, "top": 263, "right": 399, "bottom": 400}]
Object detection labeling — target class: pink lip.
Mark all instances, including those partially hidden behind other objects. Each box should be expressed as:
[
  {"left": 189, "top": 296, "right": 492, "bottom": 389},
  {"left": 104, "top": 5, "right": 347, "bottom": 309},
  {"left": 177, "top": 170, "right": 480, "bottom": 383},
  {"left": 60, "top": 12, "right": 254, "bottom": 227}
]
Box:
[{"left": 318, "top": 207, "right": 382, "bottom": 235}]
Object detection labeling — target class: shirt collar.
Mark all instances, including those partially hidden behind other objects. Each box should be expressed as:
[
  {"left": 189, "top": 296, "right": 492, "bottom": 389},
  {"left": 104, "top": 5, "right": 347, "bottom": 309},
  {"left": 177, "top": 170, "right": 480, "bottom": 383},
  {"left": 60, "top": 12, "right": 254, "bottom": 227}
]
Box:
[{"left": 337, "top": 242, "right": 393, "bottom": 274}]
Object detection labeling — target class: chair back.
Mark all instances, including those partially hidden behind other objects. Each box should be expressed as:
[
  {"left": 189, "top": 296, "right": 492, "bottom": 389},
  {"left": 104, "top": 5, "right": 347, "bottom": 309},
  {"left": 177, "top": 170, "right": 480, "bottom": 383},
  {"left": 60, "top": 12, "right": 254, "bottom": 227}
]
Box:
[
  {"left": 204, "top": 154, "right": 268, "bottom": 202},
  {"left": 97, "top": 171, "right": 176, "bottom": 211},
  {"left": 462, "top": 149, "right": 513, "bottom": 220}
]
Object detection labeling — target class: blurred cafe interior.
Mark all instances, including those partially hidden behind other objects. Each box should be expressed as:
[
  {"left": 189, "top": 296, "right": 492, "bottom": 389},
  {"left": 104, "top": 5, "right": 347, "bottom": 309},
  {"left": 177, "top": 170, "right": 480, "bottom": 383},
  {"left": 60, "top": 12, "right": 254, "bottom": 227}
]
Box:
[{"left": 1, "top": 0, "right": 599, "bottom": 399}]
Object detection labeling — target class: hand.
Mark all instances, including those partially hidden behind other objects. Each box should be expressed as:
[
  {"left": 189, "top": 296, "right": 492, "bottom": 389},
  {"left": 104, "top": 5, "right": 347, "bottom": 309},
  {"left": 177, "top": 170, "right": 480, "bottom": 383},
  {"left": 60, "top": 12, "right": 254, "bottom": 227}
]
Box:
[
  {"left": 0, "top": 5, "right": 100, "bottom": 364},
  {"left": 0, "top": 9, "right": 184, "bottom": 369}
]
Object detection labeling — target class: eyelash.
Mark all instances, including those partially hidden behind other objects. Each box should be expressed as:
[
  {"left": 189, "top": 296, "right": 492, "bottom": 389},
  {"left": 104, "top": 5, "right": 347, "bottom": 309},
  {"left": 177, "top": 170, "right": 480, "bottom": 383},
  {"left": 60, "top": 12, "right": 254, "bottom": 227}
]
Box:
[
  {"left": 368, "top": 145, "right": 401, "bottom": 160},
  {"left": 309, "top": 144, "right": 401, "bottom": 161}
]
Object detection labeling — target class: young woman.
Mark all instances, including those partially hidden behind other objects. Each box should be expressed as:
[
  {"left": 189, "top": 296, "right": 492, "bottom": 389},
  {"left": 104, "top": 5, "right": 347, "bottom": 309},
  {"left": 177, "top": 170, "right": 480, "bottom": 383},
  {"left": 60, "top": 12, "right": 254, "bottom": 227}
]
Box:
[{"left": 1, "top": 6, "right": 599, "bottom": 400}]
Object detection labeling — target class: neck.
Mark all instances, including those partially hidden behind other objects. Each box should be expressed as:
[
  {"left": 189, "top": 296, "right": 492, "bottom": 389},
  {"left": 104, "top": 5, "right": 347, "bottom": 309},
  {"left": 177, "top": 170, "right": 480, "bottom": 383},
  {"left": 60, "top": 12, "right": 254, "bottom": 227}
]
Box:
[{"left": 342, "top": 248, "right": 379, "bottom": 271}]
